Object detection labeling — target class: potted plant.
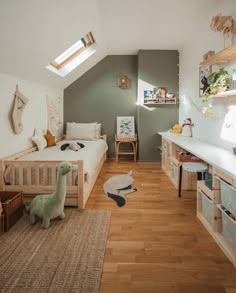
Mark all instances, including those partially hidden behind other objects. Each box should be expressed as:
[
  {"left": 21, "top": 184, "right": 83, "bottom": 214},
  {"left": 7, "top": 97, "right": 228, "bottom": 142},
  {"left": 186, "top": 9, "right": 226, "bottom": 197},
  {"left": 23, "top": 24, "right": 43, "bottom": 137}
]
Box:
[
  {"left": 203, "top": 68, "right": 230, "bottom": 100},
  {"left": 202, "top": 68, "right": 230, "bottom": 116}
]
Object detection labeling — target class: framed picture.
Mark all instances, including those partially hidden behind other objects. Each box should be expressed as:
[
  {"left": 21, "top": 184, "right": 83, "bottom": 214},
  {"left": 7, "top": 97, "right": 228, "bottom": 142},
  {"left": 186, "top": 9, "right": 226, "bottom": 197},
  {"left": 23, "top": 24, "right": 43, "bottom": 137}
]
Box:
[
  {"left": 199, "top": 65, "right": 212, "bottom": 97},
  {"left": 117, "top": 116, "right": 135, "bottom": 136}
]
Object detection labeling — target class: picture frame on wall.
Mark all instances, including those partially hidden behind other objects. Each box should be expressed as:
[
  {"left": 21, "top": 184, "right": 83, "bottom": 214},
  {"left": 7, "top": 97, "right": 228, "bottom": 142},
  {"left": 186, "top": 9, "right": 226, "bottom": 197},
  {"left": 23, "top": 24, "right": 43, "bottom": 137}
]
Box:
[
  {"left": 117, "top": 116, "right": 135, "bottom": 137},
  {"left": 199, "top": 65, "right": 212, "bottom": 97}
]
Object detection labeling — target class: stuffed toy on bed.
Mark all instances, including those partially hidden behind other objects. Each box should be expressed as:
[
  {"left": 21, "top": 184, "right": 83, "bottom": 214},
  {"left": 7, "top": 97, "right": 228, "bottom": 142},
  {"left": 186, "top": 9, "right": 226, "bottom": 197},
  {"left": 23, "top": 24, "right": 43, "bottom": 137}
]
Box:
[
  {"left": 26, "top": 161, "right": 72, "bottom": 229},
  {"left": 60, "top": 142, "right": 85, "bottom": 151},
  {"left": 103, "top": 170, "right": 137, "bottom": 207}
]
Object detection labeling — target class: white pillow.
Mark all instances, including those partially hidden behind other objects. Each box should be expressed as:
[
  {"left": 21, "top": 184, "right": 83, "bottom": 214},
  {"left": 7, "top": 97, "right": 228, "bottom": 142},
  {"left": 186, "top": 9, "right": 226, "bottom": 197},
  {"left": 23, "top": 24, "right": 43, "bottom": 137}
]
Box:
[
  {"left": 66, "top": 122, "right": 97, "bottom": 140},
  {"left": 32, "top": 127, "right": 47, "bottom": 150},
  {"left": 32, "top": 134, "right": 47, "bottom": 150},
  {"left": 95, "top": 123, "right": 102, "bottom": 139}
]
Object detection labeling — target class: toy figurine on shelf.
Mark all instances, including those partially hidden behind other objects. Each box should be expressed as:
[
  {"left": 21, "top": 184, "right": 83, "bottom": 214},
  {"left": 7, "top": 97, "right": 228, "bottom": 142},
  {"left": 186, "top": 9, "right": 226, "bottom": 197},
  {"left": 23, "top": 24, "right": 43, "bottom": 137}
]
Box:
[
  {"left": 166, "top": 92, "right": 175, "bottom": 98},
  {"left": 172, "top": 124, "right": 182, "bottom": 134},
  {"left": 182, "top": 118, "right": 193, "bottom": 137},
  {"left": 156, "top": 87, "right": 166, "bottom": 98}
]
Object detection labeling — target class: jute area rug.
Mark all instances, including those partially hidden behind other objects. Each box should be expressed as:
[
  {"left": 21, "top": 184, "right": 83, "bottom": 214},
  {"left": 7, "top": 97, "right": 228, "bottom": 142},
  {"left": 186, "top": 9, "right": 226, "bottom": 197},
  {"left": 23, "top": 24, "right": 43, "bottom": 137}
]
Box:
[{"left": 0, "top": 209, "right": 111, "bottom": 293}]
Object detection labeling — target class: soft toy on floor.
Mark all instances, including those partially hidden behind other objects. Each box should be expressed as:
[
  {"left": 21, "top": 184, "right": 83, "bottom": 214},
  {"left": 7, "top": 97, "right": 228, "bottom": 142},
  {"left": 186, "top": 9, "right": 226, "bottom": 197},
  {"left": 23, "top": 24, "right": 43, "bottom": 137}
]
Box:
[
  {"left": 26, "top": 161, "right": 72, "bottom": 228},
  {"left": 103, "top": 170, "right": 137, "bottom": 207}
]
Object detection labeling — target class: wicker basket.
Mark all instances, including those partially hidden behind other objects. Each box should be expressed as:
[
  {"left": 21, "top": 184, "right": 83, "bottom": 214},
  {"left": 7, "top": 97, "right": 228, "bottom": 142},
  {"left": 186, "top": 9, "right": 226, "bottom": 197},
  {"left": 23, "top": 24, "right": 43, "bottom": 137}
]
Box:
[
  {"left": 0, "top": 214, "right": 4, "bottom": 236},
  {"left": 176, "top": 152, "right": 202, "bottom": 162},
  {"left": 0, "top": 191, "right": 23, "bottom": 232}
]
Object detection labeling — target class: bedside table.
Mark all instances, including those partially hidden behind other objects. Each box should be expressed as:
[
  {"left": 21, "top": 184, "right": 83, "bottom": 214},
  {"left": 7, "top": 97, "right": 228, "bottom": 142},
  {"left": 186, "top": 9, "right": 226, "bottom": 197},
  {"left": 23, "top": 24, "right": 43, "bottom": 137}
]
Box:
[{"left": 115, "top": 134, "right": 138, "bottom": 162}]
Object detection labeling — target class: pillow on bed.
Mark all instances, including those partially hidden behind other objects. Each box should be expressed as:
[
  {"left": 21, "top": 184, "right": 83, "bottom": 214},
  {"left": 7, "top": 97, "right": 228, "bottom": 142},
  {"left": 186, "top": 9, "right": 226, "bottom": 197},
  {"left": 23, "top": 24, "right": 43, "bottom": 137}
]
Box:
[
  {"left": 32, "top": 128, "right": 47, "bottom": 150},
  {"left": 32, "top": 134, "right": 47, "bottom": 150},
  {"left": 95, "top": 123, "right": 102, "bottom": 139},
  {"left": 66, "top": 122, "right": 98, "bottom": 140},
  {"left": 44, "top": 130, "right": 56, "bottom": 147}
]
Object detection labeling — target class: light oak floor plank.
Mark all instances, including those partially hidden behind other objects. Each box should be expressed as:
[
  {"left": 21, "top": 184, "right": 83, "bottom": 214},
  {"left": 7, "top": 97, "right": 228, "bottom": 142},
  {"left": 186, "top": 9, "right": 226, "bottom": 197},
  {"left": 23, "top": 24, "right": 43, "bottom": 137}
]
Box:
[{"left": 86, "top": 161, "right": 236, "bottom": 293}]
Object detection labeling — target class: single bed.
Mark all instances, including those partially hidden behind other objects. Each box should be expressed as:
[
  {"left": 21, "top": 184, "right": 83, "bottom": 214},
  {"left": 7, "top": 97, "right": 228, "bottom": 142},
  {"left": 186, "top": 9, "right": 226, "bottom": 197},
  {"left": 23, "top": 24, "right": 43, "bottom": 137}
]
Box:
[{"left": 0, "top": 136, "right": 108, "bottom": 209}]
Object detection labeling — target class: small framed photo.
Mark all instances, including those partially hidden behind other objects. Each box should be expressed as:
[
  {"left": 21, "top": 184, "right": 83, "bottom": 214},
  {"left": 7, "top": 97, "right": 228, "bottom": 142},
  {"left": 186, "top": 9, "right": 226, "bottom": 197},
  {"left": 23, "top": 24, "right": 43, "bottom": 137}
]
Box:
[
  {"left": 199, "top": 65, "right": 212, "bottom": 97},
  {"left": 117, "top": 116, "right": 135, "bottom": 136}
]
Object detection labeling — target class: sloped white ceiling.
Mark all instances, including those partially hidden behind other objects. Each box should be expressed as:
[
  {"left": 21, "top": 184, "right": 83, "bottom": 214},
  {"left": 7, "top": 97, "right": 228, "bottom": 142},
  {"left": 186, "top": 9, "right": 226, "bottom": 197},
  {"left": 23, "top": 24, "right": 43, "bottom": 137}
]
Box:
[{"left": 0, "top": 0, "right": 222, "bottom": 89}]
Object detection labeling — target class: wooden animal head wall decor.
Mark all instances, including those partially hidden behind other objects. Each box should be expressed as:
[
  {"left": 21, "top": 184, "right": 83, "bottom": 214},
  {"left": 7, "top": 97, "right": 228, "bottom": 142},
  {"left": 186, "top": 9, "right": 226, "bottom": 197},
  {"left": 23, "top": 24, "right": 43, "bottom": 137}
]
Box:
[
  {"left": 118, "top": 75, "right": 129, "bottom": 89},
  {"left": 210, "top": 14, "right": 236, "bottom": 36}
]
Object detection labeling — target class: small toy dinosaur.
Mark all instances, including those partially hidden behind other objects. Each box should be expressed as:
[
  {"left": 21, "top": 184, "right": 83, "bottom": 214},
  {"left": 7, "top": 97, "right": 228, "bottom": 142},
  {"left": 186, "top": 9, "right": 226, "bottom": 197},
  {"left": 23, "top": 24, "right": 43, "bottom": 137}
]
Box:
[{"left": 26, "top": 161, "right": 72, "bottom": 228}]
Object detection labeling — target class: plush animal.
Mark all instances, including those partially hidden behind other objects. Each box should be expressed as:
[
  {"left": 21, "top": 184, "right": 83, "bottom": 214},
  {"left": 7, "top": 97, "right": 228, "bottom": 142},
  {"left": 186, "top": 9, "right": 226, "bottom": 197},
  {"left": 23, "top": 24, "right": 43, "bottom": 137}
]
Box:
[
  {"left": 103, "top": 170, "right": 137, "bottom": 207},
  {"left": 60, "top": 142, "right": 84, "bottom": 151},
  {"left": 26, "top": 161, "right": 72, "bottom": 228},
  {"left": 172, "top": 124, "right": 182, "bottom": 134}
]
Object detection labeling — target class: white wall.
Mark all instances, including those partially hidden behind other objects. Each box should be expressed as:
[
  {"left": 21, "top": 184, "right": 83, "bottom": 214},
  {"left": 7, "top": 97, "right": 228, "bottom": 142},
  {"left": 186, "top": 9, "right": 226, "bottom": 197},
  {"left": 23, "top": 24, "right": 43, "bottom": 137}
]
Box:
[
  {"left": 0, "top": 73, "right": 63, "bottom": 158},
  {"left": 179, "top": 0, "right": 236, "bottom": 150}
]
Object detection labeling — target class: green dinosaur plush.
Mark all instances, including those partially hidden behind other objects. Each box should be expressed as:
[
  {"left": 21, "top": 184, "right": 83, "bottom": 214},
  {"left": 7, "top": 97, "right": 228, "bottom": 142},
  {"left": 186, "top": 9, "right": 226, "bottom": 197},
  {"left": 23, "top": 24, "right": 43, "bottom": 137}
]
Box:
[{"left": 26, "top": 161, "right": 72, "bottom": 229}]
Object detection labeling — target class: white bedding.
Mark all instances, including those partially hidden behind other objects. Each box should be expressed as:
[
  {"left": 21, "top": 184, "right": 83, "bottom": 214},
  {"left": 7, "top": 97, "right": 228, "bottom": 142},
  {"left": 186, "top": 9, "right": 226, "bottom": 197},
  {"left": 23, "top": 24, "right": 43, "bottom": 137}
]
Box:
[{"left": 4, "top": 139, "right": 108, "bottom": 185}]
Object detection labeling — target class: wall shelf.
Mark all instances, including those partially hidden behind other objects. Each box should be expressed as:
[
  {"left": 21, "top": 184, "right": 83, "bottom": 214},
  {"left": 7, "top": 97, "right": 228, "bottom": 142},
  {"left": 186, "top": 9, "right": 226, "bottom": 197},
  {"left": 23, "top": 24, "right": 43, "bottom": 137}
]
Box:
[
  {"left": 200, "top": 43, "right": 236, "bottom": 66},
  {"left": 144, "top": 96, "right": 177, "bottom": 105},
  {"left": 212, "top": 89, "right": 236, "bottom": 98}
]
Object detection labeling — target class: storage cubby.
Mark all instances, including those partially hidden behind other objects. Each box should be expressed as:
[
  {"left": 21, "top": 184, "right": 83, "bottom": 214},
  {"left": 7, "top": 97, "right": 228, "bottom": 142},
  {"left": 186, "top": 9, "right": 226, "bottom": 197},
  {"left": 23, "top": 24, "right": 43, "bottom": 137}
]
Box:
[
  {"left": 198, "top": 189, "right": 213, "bottom": 224},
  {"left": 197, "top": 181, "right": 214, "bottom": 232},
  {"left": 215, "top": 176, "right": 236, "bottom": 215},
  {"left": 159, "top": 131, "right": 236, "bottom": 267},
  {"left": 161, "top": 138, "right": 198, "bottom": 191}
]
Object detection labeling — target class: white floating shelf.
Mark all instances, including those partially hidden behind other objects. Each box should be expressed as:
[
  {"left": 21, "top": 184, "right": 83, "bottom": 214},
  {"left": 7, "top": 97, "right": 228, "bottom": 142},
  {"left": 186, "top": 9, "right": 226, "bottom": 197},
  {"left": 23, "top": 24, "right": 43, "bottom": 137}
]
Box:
[{"left": 212, "top": 89, "right": 236, "bottom": 98}]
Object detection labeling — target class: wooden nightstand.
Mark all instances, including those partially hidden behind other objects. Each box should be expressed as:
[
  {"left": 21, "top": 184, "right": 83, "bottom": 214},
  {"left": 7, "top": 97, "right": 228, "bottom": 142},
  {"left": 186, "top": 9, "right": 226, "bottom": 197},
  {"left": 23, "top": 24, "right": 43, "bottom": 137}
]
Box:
[{"left": 115, "top": 134, "right": 138, "bottom": 162}]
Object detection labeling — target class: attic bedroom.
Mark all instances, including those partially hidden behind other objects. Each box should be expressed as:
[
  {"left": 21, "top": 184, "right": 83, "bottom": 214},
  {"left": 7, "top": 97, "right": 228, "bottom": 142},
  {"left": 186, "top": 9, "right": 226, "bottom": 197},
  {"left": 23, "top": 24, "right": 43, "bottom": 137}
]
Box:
[{"left": 1, "top": 0, "right": 236, "bottom": 292}]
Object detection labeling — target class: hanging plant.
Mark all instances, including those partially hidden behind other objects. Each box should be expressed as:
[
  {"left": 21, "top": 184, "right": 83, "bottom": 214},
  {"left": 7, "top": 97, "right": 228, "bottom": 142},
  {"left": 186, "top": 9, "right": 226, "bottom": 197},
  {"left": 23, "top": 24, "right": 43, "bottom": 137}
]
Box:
[
  {"left": 202, "top": 68, "right": 230, "bottom": 116},
  {"left": 203, "top": 68, "right": 230, "bottom": 100}
]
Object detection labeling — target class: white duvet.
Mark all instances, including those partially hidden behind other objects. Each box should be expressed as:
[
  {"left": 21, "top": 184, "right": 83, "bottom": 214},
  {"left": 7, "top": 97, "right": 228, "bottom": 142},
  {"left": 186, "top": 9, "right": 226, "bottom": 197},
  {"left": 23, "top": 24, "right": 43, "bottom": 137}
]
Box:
[{"left": 5, "top": 139, "right": 108, "bottom": 184}]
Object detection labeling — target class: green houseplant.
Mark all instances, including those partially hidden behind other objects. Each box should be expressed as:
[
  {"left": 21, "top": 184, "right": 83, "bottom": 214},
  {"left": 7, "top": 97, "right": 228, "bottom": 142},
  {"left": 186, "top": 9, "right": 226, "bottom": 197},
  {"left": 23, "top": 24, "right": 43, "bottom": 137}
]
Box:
[{"left": 202, "top": 68, "right": 230, "bottom": 116}]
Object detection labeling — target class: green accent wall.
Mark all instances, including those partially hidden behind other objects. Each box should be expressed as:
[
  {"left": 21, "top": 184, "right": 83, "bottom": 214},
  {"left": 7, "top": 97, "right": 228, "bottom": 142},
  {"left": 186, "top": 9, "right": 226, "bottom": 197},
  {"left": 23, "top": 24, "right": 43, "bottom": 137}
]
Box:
[
  {"left": 64, "top": 55, "right": 137, "bottom": 158},
  {"left": 64, "top": 51, "right": 179, "bottom": 161},
  {"left": 137, "top": 50, "right": 179, "bottom": 161}
]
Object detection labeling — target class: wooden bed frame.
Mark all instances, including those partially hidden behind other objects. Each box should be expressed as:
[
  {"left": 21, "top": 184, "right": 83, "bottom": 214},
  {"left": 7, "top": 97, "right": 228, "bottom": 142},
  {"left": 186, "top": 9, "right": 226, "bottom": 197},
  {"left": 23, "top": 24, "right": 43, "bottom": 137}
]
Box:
[{"left": 0, "top": 136, "right": 107, "bottom": 209}]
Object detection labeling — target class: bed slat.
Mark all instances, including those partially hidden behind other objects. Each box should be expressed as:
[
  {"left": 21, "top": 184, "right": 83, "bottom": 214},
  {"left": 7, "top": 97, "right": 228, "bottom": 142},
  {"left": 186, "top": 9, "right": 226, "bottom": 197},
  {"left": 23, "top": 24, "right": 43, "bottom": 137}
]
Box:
[
  {"left": 44, "top": 165, "right": 48, "bottom": 186},
  {"left": 27, "top": 164, "right": 31, "bottom": 186},
  {"left": 67, "top": 171, "right": 72, "bottom": 186}
]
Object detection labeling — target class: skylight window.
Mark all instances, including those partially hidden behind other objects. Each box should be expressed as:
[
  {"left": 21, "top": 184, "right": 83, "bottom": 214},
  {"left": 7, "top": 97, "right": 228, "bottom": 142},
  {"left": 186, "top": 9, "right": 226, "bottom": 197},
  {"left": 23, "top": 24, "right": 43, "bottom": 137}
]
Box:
[{"left": 46, "top": 32, "right": 96, "bottom": 77}]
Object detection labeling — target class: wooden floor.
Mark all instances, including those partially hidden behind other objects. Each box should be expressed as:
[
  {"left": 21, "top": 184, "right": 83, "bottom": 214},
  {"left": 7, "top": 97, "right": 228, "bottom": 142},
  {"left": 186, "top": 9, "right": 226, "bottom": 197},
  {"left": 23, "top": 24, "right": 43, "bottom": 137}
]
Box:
[{"left": 86, "top": 161, "right": 236, "bottom": 293}]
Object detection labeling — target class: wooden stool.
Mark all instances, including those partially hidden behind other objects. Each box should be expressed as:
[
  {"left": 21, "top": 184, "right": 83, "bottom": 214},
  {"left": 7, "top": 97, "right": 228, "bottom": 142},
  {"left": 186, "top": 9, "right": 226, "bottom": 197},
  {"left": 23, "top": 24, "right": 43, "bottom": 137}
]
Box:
[{"left": 115, "top": 134, "right": 138, "bottom": 162}]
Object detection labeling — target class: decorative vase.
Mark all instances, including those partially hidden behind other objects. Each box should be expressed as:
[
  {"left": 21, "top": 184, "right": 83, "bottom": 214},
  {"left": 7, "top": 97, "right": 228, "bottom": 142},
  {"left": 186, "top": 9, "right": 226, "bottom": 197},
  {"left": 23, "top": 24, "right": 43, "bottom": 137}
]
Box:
[{"left": 216, "top": 86, "right": 227, "bottom": 93}]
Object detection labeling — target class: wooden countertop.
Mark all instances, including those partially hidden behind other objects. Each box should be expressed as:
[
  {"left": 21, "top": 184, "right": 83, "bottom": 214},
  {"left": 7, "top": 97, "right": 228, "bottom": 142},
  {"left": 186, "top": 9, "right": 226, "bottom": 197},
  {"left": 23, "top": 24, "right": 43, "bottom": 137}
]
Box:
[{"left": 158, "top": 131, "right": 236, "bottom": 179}]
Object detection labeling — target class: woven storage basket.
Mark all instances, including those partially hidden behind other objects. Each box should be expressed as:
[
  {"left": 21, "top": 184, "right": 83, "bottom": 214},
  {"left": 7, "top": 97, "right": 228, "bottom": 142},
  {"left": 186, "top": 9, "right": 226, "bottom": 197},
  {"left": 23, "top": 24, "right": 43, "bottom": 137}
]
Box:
[
  {"left": 176, "top": 153, "right": 202, "bottom": 162},
  {"left": 0, "top": 191, "right": 23, "bottom": 232},
  {"left": 0, "top": 214, "right": 4, "bottom": 236}
]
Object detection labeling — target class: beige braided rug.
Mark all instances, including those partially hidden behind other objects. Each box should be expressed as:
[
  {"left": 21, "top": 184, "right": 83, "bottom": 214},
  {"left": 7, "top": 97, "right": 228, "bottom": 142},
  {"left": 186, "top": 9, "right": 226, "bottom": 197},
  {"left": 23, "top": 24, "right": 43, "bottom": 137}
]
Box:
[{"left": 0, "top": 209, "right": 111, "bottom": 293}]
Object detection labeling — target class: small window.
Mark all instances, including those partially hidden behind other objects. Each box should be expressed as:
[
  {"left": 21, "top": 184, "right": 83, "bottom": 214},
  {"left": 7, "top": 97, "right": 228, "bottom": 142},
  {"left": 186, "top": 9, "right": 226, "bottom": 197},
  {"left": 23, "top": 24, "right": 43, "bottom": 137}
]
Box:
[{"left": 46, "top": 32, "right": 96, "bottom": 77}]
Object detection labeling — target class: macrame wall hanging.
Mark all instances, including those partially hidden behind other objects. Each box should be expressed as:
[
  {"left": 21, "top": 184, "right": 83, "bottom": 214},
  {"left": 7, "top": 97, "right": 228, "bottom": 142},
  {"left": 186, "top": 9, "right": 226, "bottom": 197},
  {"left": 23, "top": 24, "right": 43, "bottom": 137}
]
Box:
[
  {"left": 46, "top": 96, "right": 62, "bottom": 134},
  {"left": 11, "top": 85, "right": 29, "bottom": 134}
]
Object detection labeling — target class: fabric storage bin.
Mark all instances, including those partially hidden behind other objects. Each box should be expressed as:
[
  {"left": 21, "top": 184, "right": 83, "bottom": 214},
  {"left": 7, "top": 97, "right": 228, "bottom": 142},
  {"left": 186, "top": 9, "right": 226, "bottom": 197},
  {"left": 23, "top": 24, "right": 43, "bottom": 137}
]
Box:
[
  {"left": 199, "top": 189, "right": 213, "bottom": 224},
  {"left": 217, "top": 177, "right": 236, "bottom": 215},
  {"left": 171, "top": 162, "right": 178, "bottom": 183},
  {"left": 217, "top": 204, "right": 236, "bottom": 247},
  {"left": 204, "top": 173, "right": 213, "bottom": 190}
]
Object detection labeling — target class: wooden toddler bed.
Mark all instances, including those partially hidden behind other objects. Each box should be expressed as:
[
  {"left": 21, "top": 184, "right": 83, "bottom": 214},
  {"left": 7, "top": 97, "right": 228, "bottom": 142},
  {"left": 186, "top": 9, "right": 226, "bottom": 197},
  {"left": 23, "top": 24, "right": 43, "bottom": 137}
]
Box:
[{"left": 0, "top": 136, "right": 107, "bottom": 209}]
